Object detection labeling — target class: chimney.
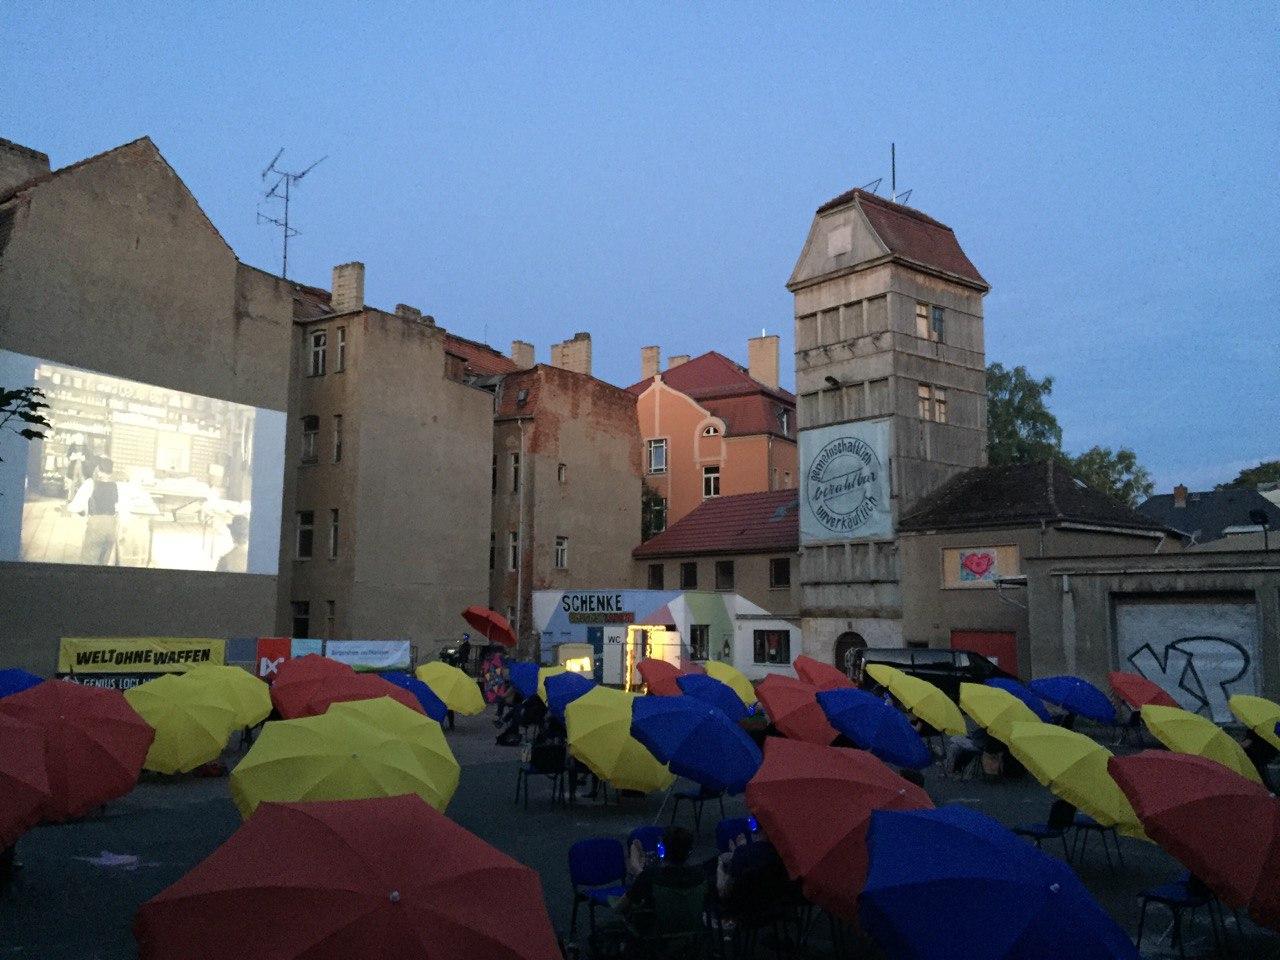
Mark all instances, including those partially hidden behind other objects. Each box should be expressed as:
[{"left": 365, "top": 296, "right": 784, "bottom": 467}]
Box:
[
  {"left": 668, "top": 355, "right": 690, "bottom": 369},
  {"left": 510, "top": 340, "right": 535, "bottom": 369},
  {"left": 395, "top": 304, "right": 422, "bottom": 321},
  {"left": 331, "top": 262, "right": 365, "bottom": 313},
  {"left": 549, "top": 332, "right": 592, "bottom": 377},
  {"left": 748, "top": 334, "right": 780, "bottom": 390},
  {"left": 0, "top": 138, "right": 50, "bottom": 196},
  {"left": 641, "top": 346, "right": 661, "bottom": 380},
  {"left": 1173, "top": 484, "right": 1188, "bottom": 508}
]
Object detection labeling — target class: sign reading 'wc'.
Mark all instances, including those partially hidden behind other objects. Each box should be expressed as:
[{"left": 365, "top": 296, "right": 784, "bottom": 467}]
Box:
[{"left": 799, "top": 418, "right": 892, "bottom": 544}]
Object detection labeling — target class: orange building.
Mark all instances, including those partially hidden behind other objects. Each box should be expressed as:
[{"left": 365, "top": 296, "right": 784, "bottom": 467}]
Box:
[{"left": 627, "top": 336, "right": 797, "bottom": 536}]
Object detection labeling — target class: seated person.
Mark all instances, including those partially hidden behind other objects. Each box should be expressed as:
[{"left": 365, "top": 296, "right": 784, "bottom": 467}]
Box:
[
  {"left": 615, "top": 827, "right": 704, "bottom": 921},
  {"left": 712, "top": 828, "right": 790, "bottom": 921},
  {"left": 496, "top": 694, "right": 547, "bottom": 746}
]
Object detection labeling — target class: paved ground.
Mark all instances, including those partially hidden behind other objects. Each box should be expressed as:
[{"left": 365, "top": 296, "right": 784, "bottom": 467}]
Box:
[{"left": 2, "top": 708, "right": 1277, "bottom": 958}]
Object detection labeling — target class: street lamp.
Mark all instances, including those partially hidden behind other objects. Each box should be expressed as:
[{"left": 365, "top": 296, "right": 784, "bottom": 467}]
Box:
[{"left": 1249, "top": 509, "right": 1271, "bottom": 551}]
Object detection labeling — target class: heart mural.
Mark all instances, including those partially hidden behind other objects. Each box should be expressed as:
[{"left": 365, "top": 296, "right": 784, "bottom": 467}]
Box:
[{"left": 960, "top": 551, "right": 995, "bottom": 578}]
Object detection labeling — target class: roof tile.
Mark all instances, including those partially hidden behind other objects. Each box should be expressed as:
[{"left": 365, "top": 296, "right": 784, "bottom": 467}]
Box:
[{"left": 633, "top": 489, "right": 798, "bottom": 558}]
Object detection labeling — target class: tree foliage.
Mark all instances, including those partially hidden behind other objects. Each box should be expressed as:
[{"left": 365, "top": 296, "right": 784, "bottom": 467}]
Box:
[
  {"left": 1070, "top": 445, "right": 1154, "bottom": 507},
  {"left": 0, "top": 386, "right": 50, "bottom": 462},
  {"left": 640, "top": 483, "right": 666, "bottom": 542},
  {"left": 985, "top": 363, "right": 1063, "bottom": 466},
  {"left": 1216, "top": 460, "right": 1280, "bottom": 490}
]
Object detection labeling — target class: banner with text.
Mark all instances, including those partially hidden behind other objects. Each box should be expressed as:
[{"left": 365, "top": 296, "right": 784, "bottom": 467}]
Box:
[
  {"left": 57, "top": 637, "right": 226, "bottom": 674},
  {"left": 799, "top": 418, "right": 893, "bottom": 544},
  {"left": 324, "top": 640, "right": 411, "bottom": 672}
]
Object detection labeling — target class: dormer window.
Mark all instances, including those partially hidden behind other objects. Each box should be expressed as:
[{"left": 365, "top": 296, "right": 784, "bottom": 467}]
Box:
[{"left": 702, "top": 425, "right": 720, "bottom": 437}]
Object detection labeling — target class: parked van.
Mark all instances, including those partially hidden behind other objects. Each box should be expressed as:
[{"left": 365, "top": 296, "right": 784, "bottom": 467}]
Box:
[{"left": 851, "top": 647, "right": 1011, "bottom": 701}]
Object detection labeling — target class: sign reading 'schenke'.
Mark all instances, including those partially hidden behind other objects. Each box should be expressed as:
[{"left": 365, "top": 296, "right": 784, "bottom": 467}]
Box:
[{"left": 799, "top": 419, "right": 892, "bottom": 543}]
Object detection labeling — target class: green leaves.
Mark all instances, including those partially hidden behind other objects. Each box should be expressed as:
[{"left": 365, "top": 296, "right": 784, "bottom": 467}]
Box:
[{"left": 0, "top": 385, "right": 51, "bottom": 463}]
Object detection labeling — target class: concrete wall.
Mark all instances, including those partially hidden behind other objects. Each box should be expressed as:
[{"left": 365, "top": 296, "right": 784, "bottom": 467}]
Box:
[
  {"left": 0, "top": 138, "right": 50, "bottom": 195},
  {"left": 633, "top": 551, "right": 799, "bottom": 618}
]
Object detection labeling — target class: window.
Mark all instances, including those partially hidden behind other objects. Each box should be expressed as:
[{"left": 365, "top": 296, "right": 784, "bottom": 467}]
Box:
[
  {"left": 703, "top": 465, "right": 720, "bottom": 499},
  {"left": 702, "top": 425, "right": 720, "bottom": 437},
  {"left": 647, "top": 438, "right": 667, "bottom": 474},
  {"left": 301, "top": 416, "right": 319, "bottom": 463},
  {"left": 933, "top": 388, "right": 947, "bottom": 424},
  {"left": 918, "top": 384, "right": 946, "bottom": 423},
  {"left": 325, "top": 600, "right": 336, "bottom": 638},
  {"left": 650, "top": 497, "right": 667, "bottom": 535},
  {"left": 915, "top": 302, "right": 930, "bottom": 340},
  {"left": 554, "top": 536, "right": 568, "bottom": 569},
  {"left": 689, "top": 624, "right": 710, "bottom": 661},
  {"left": 778, "top": 409, "right": 790, "bottom": 437},
  {"left": 508, "top": 530, "right": 519, "bottom": 571},
  {"left": 917, "top": 384, "right": 932, "bottom": 420},
  {"left": 769, "top": 557, "right": 791, "bottom": 589},
  {"left": 489, "top": 532, "right": 495, "bottom": 571},
  {"left": 714, "top": 559, "right": 734, "bottom": 591},
  {"left": 328, "top": 509, "right": 340, "bottom": 559},
  {"left": 753, "top": 629, "right": 790, "bottom": 665},
  {"left": 291, "top": 601, "right": 310, "bottom": 638},
  {"left": 309, "top": 329, "right": 326, "bottom": 376},
  {"left": 511, "top": 452, "right": 520, "bottom": 493},
  {"left": 332, "top": 415, "right": 343, "bottom": 463},
  {"left": 491, "top": 455, "right": 498, "bottom": 495},
  {"left": 931, "top": 305, "right": 945, "bottom": 341},
  {"left": 296, "top": 511, "right": 314, "bottom": 559},
  {"left": 335, "top": 326, "right": 347, "bottom": 371},
  {"left": 507, "top": 606, "right": 516, "bottom": 627},
  {"left": 680, "top": 561, "right": 698, "bottom": 589},
  {"left": 558, "top": 463, "right": 567, "bottom": 484},
  {"left": 647, "top": 564, "right": 664, "bottom": 589},
  {"left": 916, "top": 303, "right": 943, "bottom": 343}
]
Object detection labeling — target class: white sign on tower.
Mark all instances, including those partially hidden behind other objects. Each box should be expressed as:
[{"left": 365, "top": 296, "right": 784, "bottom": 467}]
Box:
[{"left": 799, "top": 419, "right": 893, "bottom": 543}]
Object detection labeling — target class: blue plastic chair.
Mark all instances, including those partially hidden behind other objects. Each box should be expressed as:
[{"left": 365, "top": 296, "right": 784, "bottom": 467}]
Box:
[
  {"left": 568, "top": 837, "right": 628, "bottom": 935},
  {"left": 669, "top": 783, "right": 725, "bottom": 835},
  {"left": 715, "top": 817, "right": 753, "bottom": 854},
  {"left": 1137, "top": 874, "right": 1225, "bottom": 959},
  {"left": 1012, "top": 799, "right": 1076, "bottom": 861},
  {"left": 1072, "top": 813, "right": 1124, "bottom": 873},
  {"left": 627, "top": 824, "right": 665, "bottom": 865}
]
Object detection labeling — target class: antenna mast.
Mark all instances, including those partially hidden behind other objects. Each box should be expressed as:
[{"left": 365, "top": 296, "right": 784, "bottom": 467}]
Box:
[
  {"left": 257, "top": 149, "right": 326, "bottom": 279},
  {"left": 889, "top": 142, "right": 912, "bottom": 205}
]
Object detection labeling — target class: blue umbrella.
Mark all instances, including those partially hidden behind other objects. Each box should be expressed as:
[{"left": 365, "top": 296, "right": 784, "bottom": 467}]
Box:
[
  {"left": 984, "top": 678, "right": 1053, "bottom": 723},
  {"left": 545, "top": 671, "right": 596, "bottom": 719},
  {"left": 1028, "top": 676, "right": 1116, "bottom": 725},
  {"left": 380, "top": 671, "right": 447, "bottom": 724},
  {"left": 860, "top": 805, "right": 1139, "bottom": 960},
  {"left": 508, "top": 661, "right": 539, "bottom": 698},
  {"left": 631, "top": 695, "right": 762, "bottom": 793},
  {"left": 0, "top": 668, "right": 43, "bottom": 699},
  {"left": 815, "top": 688, "right": 931, "bottom": 769},
  {"left": 676, "top": 673, "right": 749, "bottom": 722}
]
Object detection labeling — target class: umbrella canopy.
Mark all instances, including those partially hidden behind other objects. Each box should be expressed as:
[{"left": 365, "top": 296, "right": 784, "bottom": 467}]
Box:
[
  {"left": 637, "top": 658, "right": 683, "bottom": 696},
  {"left": 460, "top": 605, "right": 518, "bottom": 647},
  {"left": 1028, "top": 675, "right": 1116, "bottom": 725},
  {"left": 679, "top": 658, "right": 707, "bottom": 675},
  {"left": 507, "top": 662, "right": 540, "bottom": 698},
  {"left": 565, "top": 687, "right": 674, "bottom": 793},
  {"left": 631, "top": 695, "right": 762, "bottom": 793},
  {"left": 230, "top": 700, "right": 460, "bottom": 818},
  {"left": 676, "top": 673, "right": 749, "bottom": 721},
  {"left": 860, "top": 804, "right": 1140, "bottom": 960},
  {"left": 793, "top": 655, "right": 855, "bottom": 691},
  {"left": 0, "top": 667, "right": 43, "bottom": 699},
  {"left": 0, "top": 679, "right": 153, "bottom": 821},
  {"left": 1108, "top": 671, "right": 1178, "bottom": 711},
  {"left": 544, "top": 671, "right": 596, "bottom": 719},
  {"left": 327, "top": 697, "right": 459, "bottom": 803},
  {"left": 1006, "top": 722, "right": 1144, "bottom": 838},
  {"left": 183, "top": 664, "right": 272, "bottom": 728},
  {"left": 745, "top": 738, "right": 932, "bottom": 922},
  {"left": 703, "top": 660, "right": 756, "bottom": 705},
  {"left": 380, "top": 671, "right": 448, "bottom": 724},
  {"left": 125, "top": 674, "right": 241, "bottom": 775},
  {"left": 865, "top": 664, "right": 965, "bottom": 735},
  {"left": 959, "top": 683, "right": 1044, "bottom": 744},
  {"left": 984, "top": 678, "right": 1053, "bottom": 722},
  {"left": 756, "top": 674, "right": 837, "bottom": 745},
  {"left": 414, "top": 662, "right": 485, "bottom": 716},
  {"left": 0, "top": 713, "right": 49, "bottom": 847},
  {"left": 270, "top": 654, "right": 356, "bottom": 720},
  {"left": 134, "top": 795, "right": 562, "bottom": 960},
  {"left": 536, "top": 666, "right": 565, "bottom": 701},
  {"left": 1228, "top": 694, "right": 1280, "bottom": 751},
  {"left": 816, "top": 688, "right": 931, "bottom": 769},
  {"left": 1140, "top": 705, "right": 1260, "bottom": 783},
  {"left": 1109, "top": 751, "right": 1280, "bottom": 931},
  {"left": 301, "top": 673, "right": 425, "bottom": 719}
]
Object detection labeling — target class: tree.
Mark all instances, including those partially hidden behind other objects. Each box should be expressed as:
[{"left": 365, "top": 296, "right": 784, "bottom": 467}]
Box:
[
  {"left": 1070, "top": 445, "right": 1154, "bottom": 507},
  {"left": 640, "top": 483, "right": 667, "bottom": 542},
  {"left": 985, "top": 363, "right": 1063, "bottom": 466},
  {"left": 0, "top": 386, "right": 50, "bottom": 462},
  {"left": 1217, "top": 460, "right": 1280, "bottom": 490}
]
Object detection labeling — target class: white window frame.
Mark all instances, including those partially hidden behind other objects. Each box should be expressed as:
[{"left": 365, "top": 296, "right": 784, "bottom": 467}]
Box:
[
  {"left": 511, "top": 452, "right": 520, "bottom": 493},
  {"left": 554, "top": 535, "right": 568, "bottom": 569},
  {"left": 558, "top": 463, "right": 567, "bottom": 484},
  {"left": 917, "top": 384, "right": 932, "bottom": 420},
  {"left": 301, "top": 416, "right": 319, "bottom": 463},
  {"left": 508, "top": 530, "right": 519, "bottom": 571},
  {"left": 915, "top": 302, "right": 930, "bottom": 340},
  {"left": 335, "top": 326, "right": 347, "bottom": 371},
  {"left": 647, "top": 438, "right": 668, "bottom": 474},
  {"left": 309, "top": 329, "right": 327, "bottom": 376},
  {"left": 934, "top": 388, "right": 948, "bottom": 424},
  {"left": 703, "top": 464, "right": 721, "bottom": 498},
  {"left": 328, "top": 508, "right": 339, "bottom": 560},
  {"left": 332, "top": 414, "right": 343, "bottom": 463},
  {"left": 296, "top": 511, "right": 314, "bottom": 560}
]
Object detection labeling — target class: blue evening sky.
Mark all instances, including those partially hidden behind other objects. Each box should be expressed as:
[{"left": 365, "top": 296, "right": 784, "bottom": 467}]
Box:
[{"left": 4, "top": 3, "right": 1277, "bottom": 492}]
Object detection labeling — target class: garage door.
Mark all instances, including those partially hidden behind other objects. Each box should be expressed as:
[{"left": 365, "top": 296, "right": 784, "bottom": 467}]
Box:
[{"left": 1113, "top": 593, "right": 1260, "bottom": 723}]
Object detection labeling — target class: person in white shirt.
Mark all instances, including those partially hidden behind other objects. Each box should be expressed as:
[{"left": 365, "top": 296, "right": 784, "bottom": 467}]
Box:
[{"left": 67, "top": 457, "right": 121, "bottom": 565}]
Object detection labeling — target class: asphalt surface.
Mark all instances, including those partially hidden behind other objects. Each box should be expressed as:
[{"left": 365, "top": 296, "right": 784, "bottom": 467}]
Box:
[{"left": 2, "top": 708, "right": 1277, "bottom": 959}]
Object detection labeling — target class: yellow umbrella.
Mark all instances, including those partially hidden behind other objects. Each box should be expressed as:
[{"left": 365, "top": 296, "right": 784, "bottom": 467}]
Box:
[
  {"left": 1228, "top": 694, "right": 1280, "bottom": 751},
  {"left": 704, "top": 660, "right": 757, "bottom": 706},
  {"left": 865, "top": 664, "right": 965, "bottom": 735},
  {"left": 327, "top": 697, "right": 459, "bottom": 807},
  {"left": 415, "top": 661, "right": 485, "bottom": 715},
  {"left": 230, "top": 705, "right": 458, "bottom": 819},
  {"left": 1006, "top": 721, "right": 1146, "bottom": 838},
  {"left": 565, "top": 687, "right": 674, "bottom": 793},
  {"left": 537, "top": 666, "right": 566, "bottom": 701},
  {"left": 125, "top": 673, "right": 240, "bottom": 775},
  {"left": 182, "top": 664, "right": 271, "bottom": 728},
  {"left": 959, "top": 682, "right": 1043, "bottom": 743},
  {"left": 1141, "top": 705, "right": 1261, "bottom": 783}
]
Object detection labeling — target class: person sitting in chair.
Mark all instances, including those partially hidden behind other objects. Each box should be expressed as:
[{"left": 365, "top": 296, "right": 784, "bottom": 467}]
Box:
[{"left": 615, "top": 827, "right": 704, "bottom": 921}]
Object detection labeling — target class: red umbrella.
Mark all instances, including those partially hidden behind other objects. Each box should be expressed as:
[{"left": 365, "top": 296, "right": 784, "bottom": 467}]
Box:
[
  {"left": 302, "top": 674, "right": 425, "bottom": 718},
  {"left": 0, "top": 714, "right": 49, "bottom": 847},
  {"left": 461, "top": 605, "right": 517, "bottom": 648},
  {"left": 270, "top": 654, "right": 356, "bottom": 719},
  {"left": 1109, "top": 751, "right": 1280, "bottom": 930},
  {"left": 745, "top": 738, "right": 933, "bottom": 922},
  {"left": 1108, "top": 671, "right": 1178, "bottom": 710},
  {"left": 0, "top": 680, "right": 153, "bottom": 821},
  {"left": 134, "top": 794, "right": 562, "bottom": 960},
  {"left": 756, "top": 674, "right": 838, "bottom": 745},
  {"left": 678, "top": 659, "right": 706, "bottom": 675},
  {"left": 637, "top": 658, "right": 683, "bottom": 696},
  {"left": 793, "top": 655, "right": 856, "bottom": 692}
]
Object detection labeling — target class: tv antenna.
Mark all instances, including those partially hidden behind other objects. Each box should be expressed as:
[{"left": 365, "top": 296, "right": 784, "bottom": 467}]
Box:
[
  {"left": 859, "top": 177, "right": 883, "bottom": 194},
  {"left": 257, "top": 148, "right": 326, "bottom": 279},
  {"left": 890, "top": 142, "right": 912, "bottom": 205}
]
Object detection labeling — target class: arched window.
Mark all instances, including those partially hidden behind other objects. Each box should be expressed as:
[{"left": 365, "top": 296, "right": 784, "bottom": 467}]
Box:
[
  {"left": 702, "top": 424, "right": 720, "bottom": 437},
  {"left": 833, "top": 631, "right": 867, "bottom": 678}
]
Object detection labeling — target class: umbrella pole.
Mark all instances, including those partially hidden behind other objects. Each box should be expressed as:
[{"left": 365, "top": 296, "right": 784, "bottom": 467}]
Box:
[{"left": 651, "top": 781, "right": 677, "bottom": 827}]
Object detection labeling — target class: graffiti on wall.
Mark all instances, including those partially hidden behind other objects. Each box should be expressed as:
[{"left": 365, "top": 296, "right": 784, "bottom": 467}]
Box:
[{"left": 1125, "top": 635, "right": 1252, "bottom": 723}]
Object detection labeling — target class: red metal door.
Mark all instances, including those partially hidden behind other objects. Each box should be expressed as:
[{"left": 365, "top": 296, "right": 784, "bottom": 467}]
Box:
[{"left": 950, "top": 630, "right": 1019, "bottom": 677}]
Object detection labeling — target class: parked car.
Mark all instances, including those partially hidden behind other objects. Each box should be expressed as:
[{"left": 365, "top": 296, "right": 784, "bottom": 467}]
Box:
[{"left": 851, "top": 647, "right": 1012, "bottom": 701}]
